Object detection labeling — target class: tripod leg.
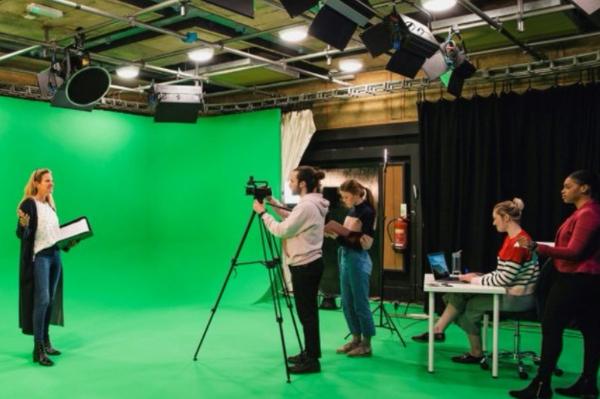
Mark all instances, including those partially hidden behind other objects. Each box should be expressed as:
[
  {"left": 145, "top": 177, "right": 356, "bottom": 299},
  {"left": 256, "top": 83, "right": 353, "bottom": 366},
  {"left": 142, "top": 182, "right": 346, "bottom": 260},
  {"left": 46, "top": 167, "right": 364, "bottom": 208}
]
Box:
[
  {"left": 260, "top": 221, "right": 304, "bottom": 353},
  {"left": 371, "top": 302, "right": 407, "bottom": 347},
  {"left": 193, "top": 259, "right": 236, "bottom": 360},
  {"left": 193, "top": 211, "right": 257, "bottom": 360},
  {"left": 268, "top": 265, "right": 291, "bottom": 383},
  {"left": 274, "top": 261, "right": 303, "bottom": 352}
]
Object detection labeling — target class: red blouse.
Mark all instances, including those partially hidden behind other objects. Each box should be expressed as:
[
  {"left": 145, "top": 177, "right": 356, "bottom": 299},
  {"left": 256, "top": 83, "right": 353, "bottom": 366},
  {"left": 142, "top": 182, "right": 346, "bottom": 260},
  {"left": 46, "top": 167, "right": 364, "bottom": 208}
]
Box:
[{"left": 538, "top": 200, "right": 600, "bottom": 274}]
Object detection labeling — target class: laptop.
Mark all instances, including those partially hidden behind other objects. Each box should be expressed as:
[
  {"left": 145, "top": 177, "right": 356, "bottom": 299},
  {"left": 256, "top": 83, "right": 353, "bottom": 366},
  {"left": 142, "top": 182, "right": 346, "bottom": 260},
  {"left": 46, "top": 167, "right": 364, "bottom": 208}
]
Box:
[{"left": 427, "top": 252, "right": 466, "bottom": 283}]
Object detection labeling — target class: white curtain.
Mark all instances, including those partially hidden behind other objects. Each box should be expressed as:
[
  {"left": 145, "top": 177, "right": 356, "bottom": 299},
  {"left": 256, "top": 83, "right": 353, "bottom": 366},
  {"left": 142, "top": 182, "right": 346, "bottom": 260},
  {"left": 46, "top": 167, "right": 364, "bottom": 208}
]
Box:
[{"left": 279, "top": 109, "right": 317, "bottom": 291}]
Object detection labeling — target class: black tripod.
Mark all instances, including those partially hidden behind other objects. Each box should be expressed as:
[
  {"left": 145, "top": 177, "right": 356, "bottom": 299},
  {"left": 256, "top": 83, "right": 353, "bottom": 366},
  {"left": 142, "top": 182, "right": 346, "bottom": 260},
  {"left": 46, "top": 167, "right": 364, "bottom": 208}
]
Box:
[
  {"left": 192, "top": 209, "right": 303, "bottom": 383},
  {"left": 370, "top": 150, "right": 407, "bottom": 347}
]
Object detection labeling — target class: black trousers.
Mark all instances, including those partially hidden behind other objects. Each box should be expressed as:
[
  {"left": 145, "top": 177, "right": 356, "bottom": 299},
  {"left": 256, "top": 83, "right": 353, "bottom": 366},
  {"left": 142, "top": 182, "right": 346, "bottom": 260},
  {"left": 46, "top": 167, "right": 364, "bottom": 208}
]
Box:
[
  {"left": 290, "top": 258, "right": 324, "bottom": 360},
  {"left": 538, "top": 272, "right": 600, "bottom": 381}
]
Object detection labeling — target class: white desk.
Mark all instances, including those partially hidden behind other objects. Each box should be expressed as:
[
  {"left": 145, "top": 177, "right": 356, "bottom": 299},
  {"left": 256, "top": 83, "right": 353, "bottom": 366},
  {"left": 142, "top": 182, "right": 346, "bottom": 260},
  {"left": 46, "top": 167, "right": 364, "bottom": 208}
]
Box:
[{"left": 423, "top": 274, "right": 507, "bottom": 378}]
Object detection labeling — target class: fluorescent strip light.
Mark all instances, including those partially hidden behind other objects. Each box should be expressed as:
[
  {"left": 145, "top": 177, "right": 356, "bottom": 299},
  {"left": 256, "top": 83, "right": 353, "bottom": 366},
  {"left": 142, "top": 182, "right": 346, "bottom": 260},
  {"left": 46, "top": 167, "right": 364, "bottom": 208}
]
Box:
[{"left": 26, "top": 3, "right": 63, "bottom": 19}]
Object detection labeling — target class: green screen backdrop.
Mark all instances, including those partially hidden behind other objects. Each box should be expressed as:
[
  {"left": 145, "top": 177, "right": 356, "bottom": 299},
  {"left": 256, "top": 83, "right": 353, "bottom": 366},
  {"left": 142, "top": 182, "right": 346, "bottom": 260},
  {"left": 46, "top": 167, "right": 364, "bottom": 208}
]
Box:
[{"left": 0, "top": 96, "right": 281, "bottom": 311}]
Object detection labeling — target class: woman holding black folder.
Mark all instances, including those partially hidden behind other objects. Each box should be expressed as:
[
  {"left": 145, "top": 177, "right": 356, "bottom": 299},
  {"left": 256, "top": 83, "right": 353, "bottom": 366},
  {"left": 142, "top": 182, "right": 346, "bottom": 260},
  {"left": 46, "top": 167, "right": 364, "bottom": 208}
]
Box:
[
  {"left": 327, "top": 179, "right": 377, "bottom": 357},
  {"left": 16, "top": 168, "right": 74, "bottom": 367},
  {"left": 510, "top": 170, "right": 600, "bottom": 399}
]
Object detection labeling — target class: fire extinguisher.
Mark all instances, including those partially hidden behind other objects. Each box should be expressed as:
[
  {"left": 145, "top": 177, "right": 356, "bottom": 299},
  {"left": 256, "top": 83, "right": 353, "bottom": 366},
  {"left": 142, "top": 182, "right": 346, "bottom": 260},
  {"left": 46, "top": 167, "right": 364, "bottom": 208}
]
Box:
[{"left": 387, "top": 217, "right": 408, "bottom": 251}]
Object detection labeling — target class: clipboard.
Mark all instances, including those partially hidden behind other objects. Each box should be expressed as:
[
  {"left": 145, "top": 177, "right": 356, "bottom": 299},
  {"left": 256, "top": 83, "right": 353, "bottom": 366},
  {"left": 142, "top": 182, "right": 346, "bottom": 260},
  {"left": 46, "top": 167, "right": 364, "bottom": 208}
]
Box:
[{"left": 56, "top": 217, "right": 93, "bottom": 249}]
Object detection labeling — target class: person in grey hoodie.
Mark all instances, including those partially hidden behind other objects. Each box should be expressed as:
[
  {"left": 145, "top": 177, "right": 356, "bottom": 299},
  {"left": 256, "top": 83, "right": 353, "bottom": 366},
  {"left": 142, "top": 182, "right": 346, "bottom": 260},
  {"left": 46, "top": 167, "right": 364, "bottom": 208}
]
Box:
[{"left": 253, "top": 165, "right": 329, "bottom": 374}]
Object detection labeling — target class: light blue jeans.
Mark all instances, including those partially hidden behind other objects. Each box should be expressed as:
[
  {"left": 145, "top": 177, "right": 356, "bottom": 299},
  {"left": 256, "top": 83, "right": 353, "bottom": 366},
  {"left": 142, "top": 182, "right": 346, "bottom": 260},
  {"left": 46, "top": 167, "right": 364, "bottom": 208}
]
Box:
[{"left": 339, "top": 247, "right": 376, "bottom": 337}]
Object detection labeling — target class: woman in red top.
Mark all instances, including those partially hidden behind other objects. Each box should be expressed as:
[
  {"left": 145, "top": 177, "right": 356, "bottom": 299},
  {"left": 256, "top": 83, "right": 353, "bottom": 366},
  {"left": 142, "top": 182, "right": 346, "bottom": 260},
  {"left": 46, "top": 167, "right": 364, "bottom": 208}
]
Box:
[{"left": 510, "top": 170, "right": 600, "bottom": 399}]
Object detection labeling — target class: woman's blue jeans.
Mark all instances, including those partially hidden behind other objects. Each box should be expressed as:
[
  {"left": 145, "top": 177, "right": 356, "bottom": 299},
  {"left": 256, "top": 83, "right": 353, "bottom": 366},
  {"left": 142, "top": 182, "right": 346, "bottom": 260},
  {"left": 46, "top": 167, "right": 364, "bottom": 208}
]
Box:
[
  {"left": 339, "top": 247, "right": 376, "bottom": 337},
  {"left": 33, "top": 247, "right": 62, "bottom": 342}
]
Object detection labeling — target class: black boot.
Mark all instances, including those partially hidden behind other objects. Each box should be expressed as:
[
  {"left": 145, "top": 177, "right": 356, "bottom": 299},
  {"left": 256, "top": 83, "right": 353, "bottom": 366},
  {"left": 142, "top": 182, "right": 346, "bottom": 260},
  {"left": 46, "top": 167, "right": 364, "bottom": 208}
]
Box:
[
  {"left": 33, "top": 341, "right": 54, "bottom": 367},
  {"left": 555, "top": 375, "right": 599, "bottom": 399},
  {"left": 44, "top": 337, "right": 61, "bottom": 356},
  {"left": 509, "top": 377, "right": 553, "bottom": 399}
]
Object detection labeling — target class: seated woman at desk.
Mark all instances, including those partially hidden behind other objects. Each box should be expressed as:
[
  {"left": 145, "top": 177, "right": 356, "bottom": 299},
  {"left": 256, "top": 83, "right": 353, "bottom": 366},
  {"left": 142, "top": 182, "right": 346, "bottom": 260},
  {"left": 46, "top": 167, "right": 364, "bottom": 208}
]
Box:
[{"left": 412, "top": 198, "right": 539, "bottom": 364}]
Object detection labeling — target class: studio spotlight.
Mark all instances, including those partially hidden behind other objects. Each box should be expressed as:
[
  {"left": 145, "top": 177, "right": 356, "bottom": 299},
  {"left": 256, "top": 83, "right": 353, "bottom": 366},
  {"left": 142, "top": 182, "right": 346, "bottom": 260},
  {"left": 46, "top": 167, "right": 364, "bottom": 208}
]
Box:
[
  {"left": 281, "top": 0, "right": 375, "bottom": 50},
  {"left": 37, "top": 27, "right": 111, "bottom": 111},
  {"left": 439, "top": 30, "right": 476, "bottom": 97},
  {"left": 151, "top": 84, "right": 203, "bottom": 123},
  {"left": 360, "top": 11, "right": 439, "bottom": 79},
  {"left": 309, "top": 0, "right": 376, "bottom": 50},
  {"left": 279, "top": 0, "right": 318, "bottom": 18}
]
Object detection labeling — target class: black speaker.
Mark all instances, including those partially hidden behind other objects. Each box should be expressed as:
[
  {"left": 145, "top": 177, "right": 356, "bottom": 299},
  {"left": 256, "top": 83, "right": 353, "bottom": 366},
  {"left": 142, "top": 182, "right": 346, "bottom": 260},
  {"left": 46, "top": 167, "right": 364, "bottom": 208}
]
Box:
[
  {"left": 280, "top": 0, "right": 318, "bottom": 18},
  {"left": 64, "top": 66, "right": 111, "bottom": 107}
]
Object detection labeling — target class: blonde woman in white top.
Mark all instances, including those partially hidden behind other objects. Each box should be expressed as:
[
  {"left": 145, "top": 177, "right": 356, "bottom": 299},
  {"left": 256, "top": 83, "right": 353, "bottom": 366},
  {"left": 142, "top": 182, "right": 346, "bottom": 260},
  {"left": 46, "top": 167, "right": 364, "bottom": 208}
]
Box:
[{"left": 16, "top": 168, "right": 74, "bottom": 367}]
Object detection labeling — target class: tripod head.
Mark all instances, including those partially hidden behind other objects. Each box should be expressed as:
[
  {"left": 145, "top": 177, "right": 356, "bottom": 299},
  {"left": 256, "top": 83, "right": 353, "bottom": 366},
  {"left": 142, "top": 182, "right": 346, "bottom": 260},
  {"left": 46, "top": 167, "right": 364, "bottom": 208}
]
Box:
[{"left": 246, "top": 176, "right": 272, "bottom": 203}]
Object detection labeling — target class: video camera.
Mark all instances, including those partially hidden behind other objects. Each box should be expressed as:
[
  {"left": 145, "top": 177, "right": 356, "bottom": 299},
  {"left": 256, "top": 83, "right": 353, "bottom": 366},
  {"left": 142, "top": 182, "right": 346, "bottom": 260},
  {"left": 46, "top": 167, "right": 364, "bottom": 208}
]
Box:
[{"left": 245, "top": 176, "right": 272, "bottom": 203}]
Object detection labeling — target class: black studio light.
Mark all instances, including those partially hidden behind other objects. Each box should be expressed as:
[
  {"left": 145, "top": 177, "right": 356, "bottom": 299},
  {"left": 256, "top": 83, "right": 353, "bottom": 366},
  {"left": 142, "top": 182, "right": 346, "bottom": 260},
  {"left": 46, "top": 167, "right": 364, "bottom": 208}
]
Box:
[
  {"left": 281, "top": 0, "right": 376, "bottom": 50},
  {"left": 360, "top": 11, "right": 439, "bottom": 78},
  {"left": 37, "top": 27, "right": 111, "bottom": 111}
]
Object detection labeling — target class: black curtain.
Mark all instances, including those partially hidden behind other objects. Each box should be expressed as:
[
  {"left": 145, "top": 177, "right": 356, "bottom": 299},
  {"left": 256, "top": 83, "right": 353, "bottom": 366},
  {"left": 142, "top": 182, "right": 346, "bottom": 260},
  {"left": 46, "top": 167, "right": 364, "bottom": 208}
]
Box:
[{"left": 419, "top": 83, "right": 600, "bottom": 274}]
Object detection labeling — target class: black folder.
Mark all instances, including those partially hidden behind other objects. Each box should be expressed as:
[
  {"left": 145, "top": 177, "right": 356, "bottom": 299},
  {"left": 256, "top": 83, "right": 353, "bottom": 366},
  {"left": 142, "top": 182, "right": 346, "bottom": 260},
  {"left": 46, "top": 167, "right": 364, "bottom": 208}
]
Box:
[{"left": 56, "top": 217, "right": 93, "bottom": 249}]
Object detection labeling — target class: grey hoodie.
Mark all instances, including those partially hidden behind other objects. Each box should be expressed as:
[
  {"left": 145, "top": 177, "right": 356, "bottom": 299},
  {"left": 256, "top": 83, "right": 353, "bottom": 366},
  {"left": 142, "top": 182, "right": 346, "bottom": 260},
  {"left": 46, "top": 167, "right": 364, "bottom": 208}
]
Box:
[{"left": 261, "top": 193, "right": 329, "bottom": 266}]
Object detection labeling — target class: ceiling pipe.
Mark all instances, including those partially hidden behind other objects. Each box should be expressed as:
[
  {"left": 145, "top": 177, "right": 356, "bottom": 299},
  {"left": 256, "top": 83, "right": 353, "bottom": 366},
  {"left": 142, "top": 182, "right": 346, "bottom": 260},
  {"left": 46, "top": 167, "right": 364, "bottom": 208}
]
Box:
[
  {"left": 47, "top": 0, "right": 350, "bottom": 86},
  {"left": 0, "top": 45, "right": 41, "bottom": 62},
  {"left": 456, "top": 0, "right": 546, "bottom": 60}
]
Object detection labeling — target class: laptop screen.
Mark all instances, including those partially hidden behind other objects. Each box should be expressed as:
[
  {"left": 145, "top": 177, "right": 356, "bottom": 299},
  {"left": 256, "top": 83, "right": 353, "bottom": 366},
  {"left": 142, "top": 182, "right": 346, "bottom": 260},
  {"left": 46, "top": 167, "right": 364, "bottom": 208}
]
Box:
[{"left": 427, "top": 252, "right": 450, "bottom": 278}]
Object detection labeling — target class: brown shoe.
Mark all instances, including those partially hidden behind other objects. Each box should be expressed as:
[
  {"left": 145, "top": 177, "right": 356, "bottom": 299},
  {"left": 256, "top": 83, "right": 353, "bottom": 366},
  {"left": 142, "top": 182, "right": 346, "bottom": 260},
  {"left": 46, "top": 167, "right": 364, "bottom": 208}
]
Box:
[
  {"left": 347, "top": 343, "right": 372, "bottom": 357},
  {"left": 336, "top": 341, "right": 361, "bottom": 354}
]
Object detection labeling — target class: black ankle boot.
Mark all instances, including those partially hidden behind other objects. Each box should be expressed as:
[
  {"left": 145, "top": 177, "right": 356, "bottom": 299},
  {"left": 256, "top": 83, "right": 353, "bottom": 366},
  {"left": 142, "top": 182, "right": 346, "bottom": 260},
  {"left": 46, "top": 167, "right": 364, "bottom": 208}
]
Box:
[
  {"left": 509, "top": 377, "right": 553, "bottom": 399},
  {"left": 555, "top": 375, "right": 599, "bottom": 399},
  {"left": 33, "top": 341, "right": 54, "bottom": 367},
  {"left": 44, "top": 337, "right": 61, "bottom": 356}
]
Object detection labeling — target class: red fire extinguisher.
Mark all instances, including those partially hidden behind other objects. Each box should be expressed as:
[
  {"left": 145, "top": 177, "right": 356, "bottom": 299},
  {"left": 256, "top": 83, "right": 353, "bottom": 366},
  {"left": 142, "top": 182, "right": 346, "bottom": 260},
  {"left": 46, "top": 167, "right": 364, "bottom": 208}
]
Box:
[{"left": 387, "top": 217, "right": 408, "bottom": 251}]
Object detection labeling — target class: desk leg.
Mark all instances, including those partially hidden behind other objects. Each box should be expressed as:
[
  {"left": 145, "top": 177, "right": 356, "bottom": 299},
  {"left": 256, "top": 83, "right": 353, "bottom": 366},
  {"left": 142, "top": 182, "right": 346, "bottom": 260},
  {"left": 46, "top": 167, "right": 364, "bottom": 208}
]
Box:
[
  {"left": 492, "top": 293, "right": 499, "bottom": 378},
  {"left": 428, "top": 291, "right": 434, "bottom": 373}
]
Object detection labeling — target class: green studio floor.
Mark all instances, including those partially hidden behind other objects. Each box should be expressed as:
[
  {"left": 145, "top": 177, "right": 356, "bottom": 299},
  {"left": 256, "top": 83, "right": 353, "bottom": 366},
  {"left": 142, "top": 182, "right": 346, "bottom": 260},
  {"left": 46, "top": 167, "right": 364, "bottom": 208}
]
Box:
[{"left": 0, "top": 253, "right": 588, "bottom": 399}]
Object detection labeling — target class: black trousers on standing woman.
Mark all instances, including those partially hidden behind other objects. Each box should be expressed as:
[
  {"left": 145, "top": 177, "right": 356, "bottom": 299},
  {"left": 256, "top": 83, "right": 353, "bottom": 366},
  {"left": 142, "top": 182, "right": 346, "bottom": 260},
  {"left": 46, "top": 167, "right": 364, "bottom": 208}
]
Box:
[
  {"left": 289, "top": 258, "right": 324, "bottom": 360},
  {"left": 537, "top": 272, "right": 600, "bottom": 382}
]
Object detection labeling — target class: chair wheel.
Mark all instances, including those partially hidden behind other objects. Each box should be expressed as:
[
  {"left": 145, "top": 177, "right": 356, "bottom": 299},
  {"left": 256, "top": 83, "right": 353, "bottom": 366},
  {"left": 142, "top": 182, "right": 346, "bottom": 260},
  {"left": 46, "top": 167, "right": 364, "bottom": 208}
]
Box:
[
  {"left": 554, "top": 368, "right": 564, "bottom": 377},
  {"left": 519, "top": 371, "right": 529, "bottom": 379}
]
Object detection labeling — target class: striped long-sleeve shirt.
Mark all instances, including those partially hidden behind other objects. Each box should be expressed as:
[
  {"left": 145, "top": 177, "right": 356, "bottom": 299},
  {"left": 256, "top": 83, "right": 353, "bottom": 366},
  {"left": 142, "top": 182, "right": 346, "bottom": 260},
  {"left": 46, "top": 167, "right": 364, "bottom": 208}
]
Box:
[{"left": 471, "top": 230, "right": 539, "bottom": 296}]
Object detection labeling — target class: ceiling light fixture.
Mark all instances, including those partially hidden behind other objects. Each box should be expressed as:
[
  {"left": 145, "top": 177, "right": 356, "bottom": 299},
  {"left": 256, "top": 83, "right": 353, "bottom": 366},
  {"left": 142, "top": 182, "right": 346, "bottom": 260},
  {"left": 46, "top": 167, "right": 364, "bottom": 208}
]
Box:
[
  {"left": 116, "top": 65, "right": 140, "bottom": 79},
  {"left": 278, "top": 26, "right": 308, "bottom": 43},
  {"left": 26, "top": 3, "right": 64, "bottom": 19},
  {"left": 422, "top": 0, "right": 457, "bottom": 12},
  {"left": 188, "top": 47, "right": 215, "bottom": 63},
  {"left": 339, "top": 58, "right": 363, "bottom": 73}
]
